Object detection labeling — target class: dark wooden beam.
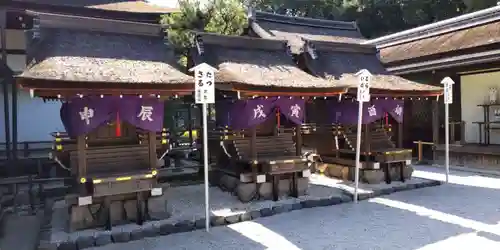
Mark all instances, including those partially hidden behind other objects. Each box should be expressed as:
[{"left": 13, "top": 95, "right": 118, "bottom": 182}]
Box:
[
  {"left": 18, "top": 78, "right": 194, "bottom": 91},
  {"left": 77, "top": 135, "right": 87, "bottom": 178},
  {"left": 432, "top": 99, "right": 439, "bottom": 162},
  {"left": 232, "top": 83, "right": 348, "bottom": 96},
  {"left": 148, "top": 131, "right": 156, "bottom": 170}
]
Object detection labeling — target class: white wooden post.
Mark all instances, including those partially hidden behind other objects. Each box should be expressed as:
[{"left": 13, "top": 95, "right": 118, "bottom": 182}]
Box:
[
  {"left": 189, "top": 63, "right": 217, "bottom": 231},
  {"left": 441, "top": 76, "right": 454, "bottom": 183},
  {"left": 354, "top": 69, "right": 372, "bottom": 203}
]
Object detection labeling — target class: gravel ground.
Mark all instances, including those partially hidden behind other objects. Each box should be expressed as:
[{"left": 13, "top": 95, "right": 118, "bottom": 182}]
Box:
[{"left": 88, "top": 166, "right": 500, "bottom": 250}]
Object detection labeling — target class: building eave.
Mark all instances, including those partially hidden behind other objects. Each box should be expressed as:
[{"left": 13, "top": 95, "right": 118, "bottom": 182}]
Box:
[
  {"left": 387, "top": 48, "right": 500, "bottom": 75},
  {"left": 365, "top": 5, "right": 500, "bottom": 48}
]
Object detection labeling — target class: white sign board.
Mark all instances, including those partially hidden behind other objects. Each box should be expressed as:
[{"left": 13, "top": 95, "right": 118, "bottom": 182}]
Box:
[
  {"left": 356, "top": 69, "right": 372, "bottom": 102},
  {"left": 441, "top": 77, "right": 454, "bottom": 104},
  {"left": 191, "top": 63, "right": 216, "bottom": 104}
]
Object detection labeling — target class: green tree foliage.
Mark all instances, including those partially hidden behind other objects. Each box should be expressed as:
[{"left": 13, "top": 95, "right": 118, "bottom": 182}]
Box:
[
  {"left": 252, "top": 0, "right": 498, "bottom": 38},
  {"left": 161, "top": 0, "right": 248, "bottom": 66}
]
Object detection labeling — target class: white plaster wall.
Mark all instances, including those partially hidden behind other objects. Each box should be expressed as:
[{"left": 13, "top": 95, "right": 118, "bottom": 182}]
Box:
[
  {"left": 0, "top": 29, "right": 26, "bottom": 50},
  {"left": 0, "top": 29, "right": 27, "bottom": 73},
  {"left": 461, "top": 71, "right": 500, "bottom": 144},
  {"left": 0, "top": 86, "right": 65, "bottom": 143}
]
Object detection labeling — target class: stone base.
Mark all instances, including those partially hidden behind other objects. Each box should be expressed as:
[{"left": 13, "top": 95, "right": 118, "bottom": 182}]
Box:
[
  {"left": 317, "top": 163, "right": 414, "bottom": 184},
  {"left": 70, "top": 187, "right": 170, "bottom": 231},
  {"left": 215, "top": 171, "right": 309, "bottom": 202}
]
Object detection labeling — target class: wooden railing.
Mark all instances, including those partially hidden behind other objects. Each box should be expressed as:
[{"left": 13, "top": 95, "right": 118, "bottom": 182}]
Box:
[
  {"left": 441, "top": 121, "right": 466, "bottom": 144},
  {"left": 0, "top": 141, "right": 53, "bottom": 159}
]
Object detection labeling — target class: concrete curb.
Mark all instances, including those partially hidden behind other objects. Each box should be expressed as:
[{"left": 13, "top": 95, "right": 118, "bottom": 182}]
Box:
[{"left": 41, "top": 179, "right": 441, "bottom": 250}]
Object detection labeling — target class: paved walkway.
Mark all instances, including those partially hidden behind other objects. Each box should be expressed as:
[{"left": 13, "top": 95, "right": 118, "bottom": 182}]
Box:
[{"left": 89, "top": 166, "right": 500, "bottom": 250}]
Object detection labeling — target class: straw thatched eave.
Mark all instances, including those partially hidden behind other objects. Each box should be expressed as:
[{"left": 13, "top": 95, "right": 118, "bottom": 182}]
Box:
[
  {"left": 17, "top": 28, "right": 193, "bottom": 90},
  {"left": 189, "top": 32, "right": 348, "bottom": 95}
]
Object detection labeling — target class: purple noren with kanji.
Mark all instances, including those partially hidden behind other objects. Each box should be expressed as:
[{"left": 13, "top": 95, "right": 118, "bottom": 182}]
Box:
[
  {"left": 215, "top": 97, "right": 306, "bottom": 129},
  {"left": 60, "top": 96, "right": 164, "bottom": 137},
  {"left": 328, "top": 99, "right": 404, "bottom": 124}
]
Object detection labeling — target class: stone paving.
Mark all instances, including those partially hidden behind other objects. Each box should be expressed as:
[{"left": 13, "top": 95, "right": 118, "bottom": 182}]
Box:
[{"left": 41, "top": 173, "right": 439, "bottom": 250}]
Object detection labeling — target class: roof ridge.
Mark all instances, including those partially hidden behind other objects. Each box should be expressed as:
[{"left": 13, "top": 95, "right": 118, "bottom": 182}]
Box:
[
  {"left": 308, "top": 39, "right": 376, "bottom": 53},
  {"left": 366, "top": 5, "right": 500, "bottom": 47},
  {"left": 195, "top": 32, "right": 288, "bottom": 51},
  {"left": 31, "top": 11, "right": 163, "bottom": 37},
  {"left": 253, "top": 11, "right": 357, "bottom": 30}
]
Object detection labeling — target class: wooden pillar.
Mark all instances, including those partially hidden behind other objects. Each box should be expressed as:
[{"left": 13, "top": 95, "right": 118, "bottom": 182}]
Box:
[
  {"left": 432, "top": 100, "right": 439, "bottom": 162},
  {"left": 76, "top": 135, "right": 87, "bottom": 178},
  {"left": 335, "top": 125, "right": 340, "bottom": 158},
  {"left": 11, "top": 77, "right": 18, "bottom": 161},
  {"left": 1, "top": 22, "right": 11, "bottom": 162},
  {"left": 148, "top": 131, "right": 156, "bottom": 169},
  {"left": 187, "top": 104, "right": 193, "bottom": 146},
  {"left": 397, "top": 122, "right": 403, "bottom": 148},
  {"left": 197, "top": 104, "right": 204, "bottom": 176},
  {"left": 274, "top": 109, "right": 279, "bottom": 136},
  {"left": 295, "top": 124, "right": 302, "bottom": 156},
  {"left": 460, "top": 121, "right": 466, "bottom": 144},
  {"left": 364, "top": 123, "right": 371, "bottom": 158},
  {"left": 250, "top": 127, "right": 257, "bottom": 160}
]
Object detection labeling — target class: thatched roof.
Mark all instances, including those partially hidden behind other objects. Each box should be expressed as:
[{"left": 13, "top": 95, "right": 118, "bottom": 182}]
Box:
[
  {"left": 302, "top": 41, "right": 442, "bottom": 94},
  {"left": 379, "top": 20, "right": 500, "bottom": 65},
  {"left": 18, "top": 28, "right": 192, "bottom": 84},
  {"left": 191, "top": 33, "right": 346, "bottom": 90},
  {"left": 250, "top": 11, "right": 365, "bottom": 53},
  {"left": 10, "top": 0, "right": 176, "bottom": 13},
  {"left": 365, "top": 6, "right": 500, "bottom": 74}
]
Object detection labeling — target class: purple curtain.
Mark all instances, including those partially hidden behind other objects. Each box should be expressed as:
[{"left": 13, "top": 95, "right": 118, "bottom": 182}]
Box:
[
  {"left": 216, "top": 98, "right": 306, "bottom": 129},
  {"left": 60, "top": 96, "right": 164, "bottom": 137},
  {"left": 373, "top": 99, "right": 404, "bottom": 123},
  {"left": 234, "top": 98, "right": 275, "bottom": 129},
  {"left": 61, "top": 97, "right": 115, "bottom": 137},
  {"left": 328, "top": 99, "right": 403, "bottom": 125},
  {"left": 274, "top": 98, "right": 305, "bottom": 125}
]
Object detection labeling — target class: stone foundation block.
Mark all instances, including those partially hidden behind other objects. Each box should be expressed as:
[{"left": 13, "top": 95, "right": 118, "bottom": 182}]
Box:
[
  {"left": 278, "top": 179, "right": 291, "bottom": 196},
  {"left": 111, "top": 231, "right": 130, "bottom": 243},
  {"left": 148, "top": 194, "right": 170, "bottom": 220},
  {"left": 249, "top": 210, "right": 261, "bottom": 219},
  {"left": 297, "top": 177, "right": 309, "bottom": 196},
  {"left": 362, "top": 170, "right": 384, "bottom": 184},
  {"left": 210, "top": 216, "right": 226, "bottom": 226},
  {"left": 94, "top": 233, "right": 112, "bottom": 247},
  {"left": 70, "top": 204, "right": 103, "bottom": 231},
  {"left": 225, "top": 214, "right": 240, "bottom": 224},
  {"left": 240, "top": 212, "right": 252, "bottom": 222},
  {"left": 389, "top": 165, "right": 414, "bottom": 181},
  {"left": 57, "top": 241, "right": 76, "bottom": 250},
  {"left": 327, "top": 165, "right": 347, "bottom": 180},
  {"left": 236, "top": 183, "right": 257, "bottom": 202},
  {"left": 109, "top": 201, "right": 124, "bottom": 224},
  {"left": 219, "top": 175, "right": 239, "bottom": 192},
  {"left": 159, "top": 222, "right": 175, "bottom": 235},
  {"left": 258, "top": 183, "right": 273, "bottom": 200}
]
